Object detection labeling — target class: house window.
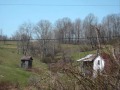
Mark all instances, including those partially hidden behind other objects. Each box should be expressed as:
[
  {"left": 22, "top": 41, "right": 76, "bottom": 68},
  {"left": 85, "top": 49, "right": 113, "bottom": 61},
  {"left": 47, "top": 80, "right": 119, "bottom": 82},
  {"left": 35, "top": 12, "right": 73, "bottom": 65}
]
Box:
[{"left": 98, "top": 60, "right": 100, "bottom": 65}]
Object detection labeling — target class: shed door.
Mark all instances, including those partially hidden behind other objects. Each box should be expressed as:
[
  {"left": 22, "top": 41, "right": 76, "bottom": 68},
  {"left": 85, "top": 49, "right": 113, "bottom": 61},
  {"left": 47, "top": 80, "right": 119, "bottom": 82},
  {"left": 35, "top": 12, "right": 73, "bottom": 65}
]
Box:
[{"left": 25, "top": 61, "right": 28, "bottom": 69}]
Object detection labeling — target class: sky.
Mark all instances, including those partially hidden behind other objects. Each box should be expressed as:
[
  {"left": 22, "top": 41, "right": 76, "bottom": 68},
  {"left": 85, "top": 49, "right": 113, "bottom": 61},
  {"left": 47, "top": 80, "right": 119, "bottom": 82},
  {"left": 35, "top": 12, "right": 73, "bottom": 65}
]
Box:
[{"left": 0, "top": 0, "right": 120, "bottom": 37}]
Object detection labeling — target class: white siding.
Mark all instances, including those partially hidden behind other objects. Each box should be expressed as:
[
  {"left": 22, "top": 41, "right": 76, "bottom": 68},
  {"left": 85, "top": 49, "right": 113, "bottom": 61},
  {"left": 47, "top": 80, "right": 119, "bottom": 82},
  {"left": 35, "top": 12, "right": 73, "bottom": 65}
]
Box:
[{"left": 93, "top": 56, "right": 105, "bottom": 77}]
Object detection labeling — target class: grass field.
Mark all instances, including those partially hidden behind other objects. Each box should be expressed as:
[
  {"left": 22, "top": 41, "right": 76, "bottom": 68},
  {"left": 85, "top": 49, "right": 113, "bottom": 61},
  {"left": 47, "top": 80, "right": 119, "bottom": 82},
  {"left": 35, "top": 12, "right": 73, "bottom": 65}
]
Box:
[
  {"left": 0, "top": 41, "right": 98, "bottom": 89},
  {"left": 0, "top": 42, "right": 49, "bottom": 89}
]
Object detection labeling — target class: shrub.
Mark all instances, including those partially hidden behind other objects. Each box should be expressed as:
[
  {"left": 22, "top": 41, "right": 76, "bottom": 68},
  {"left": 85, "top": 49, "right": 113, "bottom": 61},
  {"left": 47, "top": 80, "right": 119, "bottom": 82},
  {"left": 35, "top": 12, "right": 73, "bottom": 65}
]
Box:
[
  {"left": 0, "top": 81, "right": 19, "bottom": 90},
  {"left": 42, "top": 57, "right": 53, "bottom": 63}
]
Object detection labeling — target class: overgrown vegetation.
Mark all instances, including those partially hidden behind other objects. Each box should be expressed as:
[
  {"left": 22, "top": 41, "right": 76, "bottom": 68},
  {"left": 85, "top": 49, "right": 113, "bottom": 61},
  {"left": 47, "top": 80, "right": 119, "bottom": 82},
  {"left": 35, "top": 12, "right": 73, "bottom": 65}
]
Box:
[
  {"left": 0, "top": 13, "right": 120, "bottom": 89},
  {"left": 0, "top": 37, "right": 120, "bottom": 90}
]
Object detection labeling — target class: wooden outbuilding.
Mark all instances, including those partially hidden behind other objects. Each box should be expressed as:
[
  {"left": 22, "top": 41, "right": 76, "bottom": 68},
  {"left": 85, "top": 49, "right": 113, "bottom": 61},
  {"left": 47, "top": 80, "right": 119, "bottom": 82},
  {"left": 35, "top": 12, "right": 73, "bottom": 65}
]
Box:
[
  {"left": 77, "top": 54, "right": 105, "bottom": 77},
  {"left": 21, "top": 56, "right": 33, "bottom": 69}
]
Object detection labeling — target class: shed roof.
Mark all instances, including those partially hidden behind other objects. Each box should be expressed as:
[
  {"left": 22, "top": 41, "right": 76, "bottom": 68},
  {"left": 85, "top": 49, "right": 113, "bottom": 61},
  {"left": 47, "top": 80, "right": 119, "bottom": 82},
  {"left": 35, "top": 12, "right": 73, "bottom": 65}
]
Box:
[
  {"left": 77, "top": 54, "right": 97, "bottom": 62},
  {"left": 21, "top": 56, "right": 33, "bottom": 61}
]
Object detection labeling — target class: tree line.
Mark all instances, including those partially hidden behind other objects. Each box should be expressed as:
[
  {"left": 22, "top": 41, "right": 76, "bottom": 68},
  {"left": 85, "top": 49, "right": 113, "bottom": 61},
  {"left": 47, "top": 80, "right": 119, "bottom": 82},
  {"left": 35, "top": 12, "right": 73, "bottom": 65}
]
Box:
[
  {"left": 7, "top": 13, "right": 119, "bottom": 59},
  {"left": 11, "top": 13, "right": 120, "bottom": 40}
]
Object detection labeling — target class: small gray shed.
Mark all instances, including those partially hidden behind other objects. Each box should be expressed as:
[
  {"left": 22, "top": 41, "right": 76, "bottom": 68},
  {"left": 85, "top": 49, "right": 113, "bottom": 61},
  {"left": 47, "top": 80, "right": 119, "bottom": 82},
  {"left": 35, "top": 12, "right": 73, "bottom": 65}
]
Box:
[{"left": 21, "top": 56, "right": 33, "bottom": 69}]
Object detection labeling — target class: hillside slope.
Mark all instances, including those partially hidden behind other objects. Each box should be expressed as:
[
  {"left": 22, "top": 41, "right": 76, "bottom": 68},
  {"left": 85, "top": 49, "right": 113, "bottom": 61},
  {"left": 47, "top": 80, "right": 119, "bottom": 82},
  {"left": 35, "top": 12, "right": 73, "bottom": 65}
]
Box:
[{"left": 0, "top": 42, "right": 48, "bottom": 88}]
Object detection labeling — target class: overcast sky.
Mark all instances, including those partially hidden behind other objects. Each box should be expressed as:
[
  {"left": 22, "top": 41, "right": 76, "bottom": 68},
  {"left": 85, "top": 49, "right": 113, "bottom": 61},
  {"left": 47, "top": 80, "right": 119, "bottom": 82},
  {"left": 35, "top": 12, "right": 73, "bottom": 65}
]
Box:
[{"left": 0, "top": 0, "right": 120, "bottom": 37}]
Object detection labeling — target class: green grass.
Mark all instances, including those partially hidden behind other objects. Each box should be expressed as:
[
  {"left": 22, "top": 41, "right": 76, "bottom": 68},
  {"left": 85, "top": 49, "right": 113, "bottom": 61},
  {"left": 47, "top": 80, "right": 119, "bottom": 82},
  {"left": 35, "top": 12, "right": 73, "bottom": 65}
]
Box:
[
  {"left": 71, "top": 50, "right": 96, "bottom": 60},
  {"left": 0, "top": 65, "right": 32, "bottom": 86},
  {"left": 0, "top": 44, "right": 32, "bottom": 86},
  {"left": 60, "top": 44, "right": 97, "bottom": 60},
  {"left": 0, "top": 41, "right": 17, "bottom": 49},
  {"left": 0, "top": 41, "right": 110, "bottom": 88},
  {"left": 0, "top": 42, "right": 48, "bottom": 87}
]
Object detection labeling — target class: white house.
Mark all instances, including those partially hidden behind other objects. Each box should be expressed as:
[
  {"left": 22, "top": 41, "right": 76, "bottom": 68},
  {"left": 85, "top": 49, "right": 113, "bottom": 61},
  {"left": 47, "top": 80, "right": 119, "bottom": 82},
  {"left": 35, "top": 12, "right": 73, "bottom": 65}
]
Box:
[{"left": 77, "top": 54, "right": 105, "bottom": 77}]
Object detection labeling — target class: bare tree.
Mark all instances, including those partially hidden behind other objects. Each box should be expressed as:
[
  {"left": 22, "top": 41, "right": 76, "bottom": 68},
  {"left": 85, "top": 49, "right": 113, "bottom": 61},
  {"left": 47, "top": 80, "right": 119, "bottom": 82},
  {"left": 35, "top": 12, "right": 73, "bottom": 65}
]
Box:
[
  {"left": 2, "top": 35, "right": 8, "bottom": 44},
  {"left": 34, "top": 20, "right": 53, "bottom": 59},
  {"left": 83, "top": 13, "right": 98, "bottom": 38},
  {"left": 55, "top": 17, "right": 73, "bottom": 43},
  {"left": 0, "top": 29, "right": 8, "bottom": 44},
  {"left": 0, "top": 29, "right": 3, "bottom": 40},
  {"left": 83, "top": 13, "right": 98, "bottom": 48},
  {"left": 34, "top": 20, "right": 52, "bottom": 39},
  {"left": 102, "top": 14, "right": 120, "bottom": 39},
  {"left": 74, "top": 18, "right": 82, "bottom": 43},
  {"left": 13, "top": 22, "right": 33, "bottom": 55},
  {"left": 55, "top": 19, "right": 64, "bottom": 43}
]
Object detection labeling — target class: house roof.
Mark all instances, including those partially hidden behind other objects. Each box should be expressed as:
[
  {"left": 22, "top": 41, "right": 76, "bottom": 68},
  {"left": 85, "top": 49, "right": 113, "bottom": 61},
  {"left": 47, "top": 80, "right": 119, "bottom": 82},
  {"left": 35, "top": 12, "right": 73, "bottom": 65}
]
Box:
[
  {"left": 21, "top": 56, "right": 33, "bottom": 61},
  {"left": 77, "top": 54, "right": 97, "bottom": 62}
]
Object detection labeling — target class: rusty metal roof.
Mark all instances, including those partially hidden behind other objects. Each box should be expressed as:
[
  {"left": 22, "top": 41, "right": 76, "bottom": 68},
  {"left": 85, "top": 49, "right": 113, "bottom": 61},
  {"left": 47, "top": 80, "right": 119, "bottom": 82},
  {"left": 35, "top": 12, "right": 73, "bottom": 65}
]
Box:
[
  {"left": 77, "top": 54, "right": 97, "bottom": 62},
  {"left": 21, "top": 56, "right": 33, "bottom": 61}
]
